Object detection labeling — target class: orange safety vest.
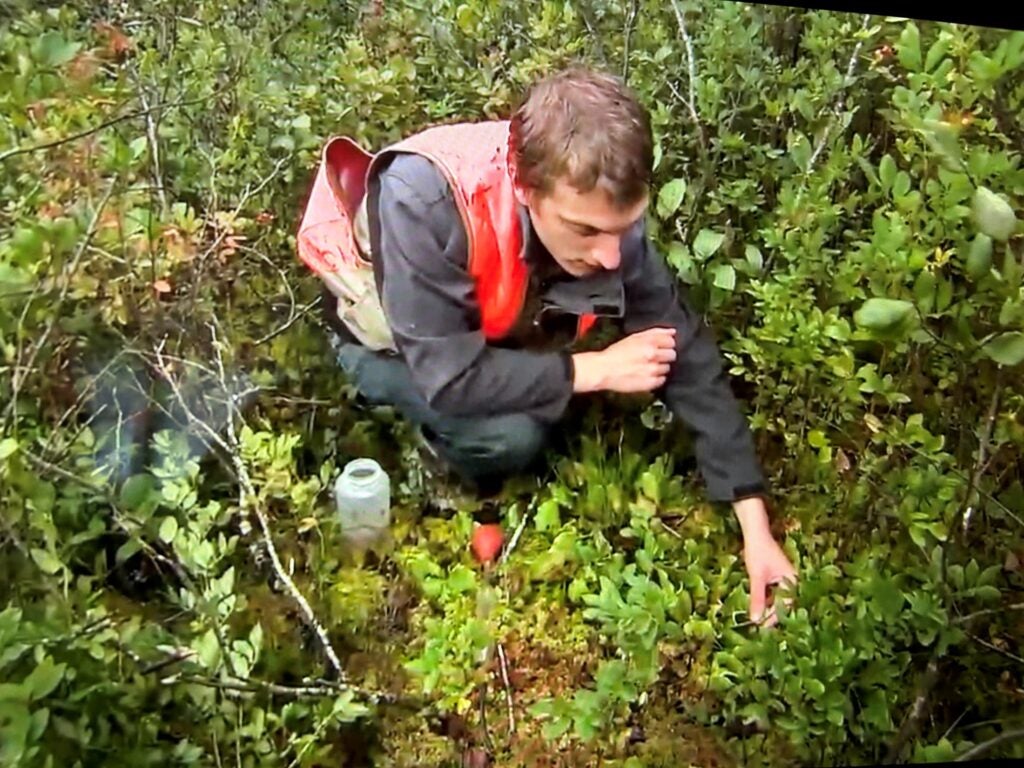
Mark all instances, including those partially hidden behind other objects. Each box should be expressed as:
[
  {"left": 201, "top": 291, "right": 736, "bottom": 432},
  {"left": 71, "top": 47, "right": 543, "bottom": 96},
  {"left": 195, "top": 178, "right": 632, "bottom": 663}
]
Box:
[{"left": 297, "top": 120, "right": 597, "bottom": 346}]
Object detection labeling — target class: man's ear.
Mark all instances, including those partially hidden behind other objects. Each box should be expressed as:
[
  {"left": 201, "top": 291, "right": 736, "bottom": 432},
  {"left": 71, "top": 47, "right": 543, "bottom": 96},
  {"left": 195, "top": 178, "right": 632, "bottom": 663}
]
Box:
[{"left": 512, "top": 182, "right": 531, "bottom": 208}]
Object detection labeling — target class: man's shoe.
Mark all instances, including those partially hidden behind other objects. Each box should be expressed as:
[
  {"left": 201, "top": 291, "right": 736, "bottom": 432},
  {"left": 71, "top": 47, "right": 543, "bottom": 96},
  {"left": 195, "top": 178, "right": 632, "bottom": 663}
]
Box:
[{"left": 411, "top": 426, "right": 479, "bottom": 514}]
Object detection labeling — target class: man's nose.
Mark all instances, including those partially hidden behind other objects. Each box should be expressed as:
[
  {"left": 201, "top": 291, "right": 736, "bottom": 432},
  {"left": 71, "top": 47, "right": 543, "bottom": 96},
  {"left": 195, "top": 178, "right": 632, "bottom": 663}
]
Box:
[{"left": 592, "top": 237, "right": 621, "bottom": 270}]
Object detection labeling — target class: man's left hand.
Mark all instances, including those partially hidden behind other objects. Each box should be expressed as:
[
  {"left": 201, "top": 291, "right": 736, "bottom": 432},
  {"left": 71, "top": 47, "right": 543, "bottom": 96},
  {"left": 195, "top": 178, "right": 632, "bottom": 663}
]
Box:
[{"left": 733, "top": 496, "right": 798, "bottom": 627}]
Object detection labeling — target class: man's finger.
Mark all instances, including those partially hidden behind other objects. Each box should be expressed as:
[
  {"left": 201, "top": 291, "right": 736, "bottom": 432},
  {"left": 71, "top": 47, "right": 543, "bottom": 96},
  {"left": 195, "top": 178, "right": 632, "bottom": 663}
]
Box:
[
  {"left": 749, "top": 576, "right": 767, "bottom": 624},
  {"left": 640, "top": 326, "right": 677, "bottom": 342},
  {"left": 655, "top": 348, "right": 677, "bottom": 363}
]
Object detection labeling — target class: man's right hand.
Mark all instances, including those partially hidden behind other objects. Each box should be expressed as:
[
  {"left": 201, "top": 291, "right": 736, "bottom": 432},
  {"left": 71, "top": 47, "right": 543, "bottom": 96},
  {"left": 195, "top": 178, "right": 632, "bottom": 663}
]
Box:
[{"left": 572, "top": 326, "right": 677, "bottom": 394}]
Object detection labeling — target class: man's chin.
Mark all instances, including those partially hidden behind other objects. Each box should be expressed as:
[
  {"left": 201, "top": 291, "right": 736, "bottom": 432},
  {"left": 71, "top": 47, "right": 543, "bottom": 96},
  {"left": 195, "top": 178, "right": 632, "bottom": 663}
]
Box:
[{"left": 568, "top": 262, "right": 597, "bottom": 277}]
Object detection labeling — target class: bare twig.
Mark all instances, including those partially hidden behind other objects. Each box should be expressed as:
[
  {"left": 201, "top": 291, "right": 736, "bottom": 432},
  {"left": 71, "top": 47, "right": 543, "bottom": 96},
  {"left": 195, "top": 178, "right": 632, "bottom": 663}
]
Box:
[
  {"left": 885, "top": 655, "right": 942, "bottom": 764},
  {"left": 958, "top": 376, "right": 1002, "bottom": 537},
  {"left": 132, "top": 67, "right": 169, "bottom": 216},
  {"left": 668, "top": 0, "right": 700, "bottom": 132},
  {"left": 621, "top": 0, "right": 639, "bottom": 81},
  {"left": 152, "top": 335, "right": 352, "bottom": 687},
  {"left": 966, "top": 632, "right": 1024, "bottom": 665},
  {"left": 3, "top": 181, "right": 118, "bottom": 431},
  {"left": 253, "top": 297, "right": 321, "bottom": 346},
  {"left": 0, "top": 76, "right": 242, "bottom": 165},
  {"left": 496, "top": 642, "right": 515, "bottom": 735},
  {"left": 955, "top": 727, "right": 1024, "bottom": 761},
  {"left": 954, "top": 603, "right": 1024, "bottom": 625},
  {"left": 806, "top": 14, "right": 873, "bottom": 174},
  {"left": 164, "top": 673, "right": 395, "bottom": 702},
  {"left": 500, "top": 506, "right": 531, "bottom": 565}
]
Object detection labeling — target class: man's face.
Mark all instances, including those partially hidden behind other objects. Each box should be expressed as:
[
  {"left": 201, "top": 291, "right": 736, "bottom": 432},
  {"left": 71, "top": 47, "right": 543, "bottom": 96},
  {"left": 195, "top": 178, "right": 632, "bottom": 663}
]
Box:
[{"left": 515, "top": 176, "right": 648, "bottom": 277}]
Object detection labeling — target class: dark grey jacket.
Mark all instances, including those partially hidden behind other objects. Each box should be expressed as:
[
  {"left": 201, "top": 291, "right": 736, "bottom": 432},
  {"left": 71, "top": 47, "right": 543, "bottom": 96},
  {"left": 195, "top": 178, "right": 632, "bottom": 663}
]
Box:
[{"left": 356, "top": 153, "right": 765, "bottom": 503}]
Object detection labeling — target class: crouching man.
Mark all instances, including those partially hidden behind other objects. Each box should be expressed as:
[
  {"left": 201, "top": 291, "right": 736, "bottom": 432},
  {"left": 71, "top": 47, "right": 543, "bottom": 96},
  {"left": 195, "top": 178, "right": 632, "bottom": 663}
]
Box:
[{"left": 298, "top": 66, "right": 796, "bottom": 624}]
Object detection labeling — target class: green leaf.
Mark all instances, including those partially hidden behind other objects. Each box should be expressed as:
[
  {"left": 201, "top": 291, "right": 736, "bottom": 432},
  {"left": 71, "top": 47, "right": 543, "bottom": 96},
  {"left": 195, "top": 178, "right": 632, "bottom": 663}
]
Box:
[
  {"left": 158, "top": 516, "right": 179, "bottom": 544},
  {"left": 23, "top": 656, "right": 65, "bottom": 700},
  {"left": 892, "top": 171, "right": 911, "bottom": 199},
  {"left": 913, "top": 270, "right": 937, "bottom": 313},
  {"left": 542, "top": 716, "right": 572, "bottom": 741},
  {"left": 535, "top": 499, "right": 561, "bottom": 532},
  {"left": 879, "top": 154, "right": 897, "bottom": 192},
  {"left": 789, "top": 131, "right": 811, "bottom": 173},
  {"left": 805, "top": 678, "right": 826, "bottom": 698},
  {"left": 656, "top": 178, "right": 687, "bottom": 219},
  {"left": 30, "top": 548, "right": 63, "bottom": 576},
  {"left": 974, "top": 585, "right": 1001, "bottom": 602},
  {"left": 925, "top": 35, "right": 952, "bottom": 72},
  {"left": 711, "top": 263, "right": 736, "bottom": 291},
  {"left": 897, "top": 22, "right": 922, "bottom": 71},
  {"left": 981, "top": 332, "right": 1024, "bottom": 367},
  {"left": 693, "top": 229, "right": 725, "bottom": 261},
  {"left": 744, "top": 244, "right": 763, "bottom": 271},
  {"left": 972, "top": 187, "right": 1017, "bottom": 242},
  {"left": 447, "top": 564, "right": 476, "bottom": 594},
  {"left": 853, "top": 298, "right": 915, "bottom": 331},
  {"left": 455, "top": 4, "right": 477, "bottom": 34},
  {"left": 0, "top": 438, "right": 18, "bottom": 460},
  {"left": 119, "top": 474, "right": 155, "bottom": 510},
  {"left": 921, "top": 119, "right": 963, "bottom": 170},
  {"left": 966, "top": 234, "right": 994, "bottom": 279},
  {"left": 115, "top": 538, "right": 143, "bottom": 565},
  {"left": 195, "top": 628, "right": 221, "bottom": 669},
  {"left": 35, "top": 32, "right": 82, "bottom": 67}
]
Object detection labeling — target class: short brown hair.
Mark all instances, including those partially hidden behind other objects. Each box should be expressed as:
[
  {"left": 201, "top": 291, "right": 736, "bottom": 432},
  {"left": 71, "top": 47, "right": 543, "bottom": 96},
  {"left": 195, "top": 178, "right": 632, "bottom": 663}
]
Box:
[{"left": 509, "top": 66, "right": 653, "bottom": 208}]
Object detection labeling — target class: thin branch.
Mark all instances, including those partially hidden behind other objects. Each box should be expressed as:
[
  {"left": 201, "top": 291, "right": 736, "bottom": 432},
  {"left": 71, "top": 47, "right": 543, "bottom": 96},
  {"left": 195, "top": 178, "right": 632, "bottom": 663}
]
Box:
[
  {"left": 621, "top": 0, "right": 639, "bottom": 81},
  {"left": 966, "top": 632, "right": 1024, "bottom": 666},
  {"left": 500, "top": 505, "right": 531, "bottom": 565},
  {"left": 885, "top": 655, "right": 942, "bottom": 764},
  {"left": 132, "top": 67, "right": 169, "bottom": 216},
  {"left": 253, "top": 297, "right": 321, "bottom": 345},
  {"left": 955, "top": 727, "right": 1024, "bottom": 761},
  {"left": 806, "top": 14, "right": 873, "bottom": 174},
  {"left": 0, "top": 75, "right": 242, "bottom": 165},
  {"left": 165, "top": 673, "right": 396, "bottom": 702},
  {"left": 152, "top": 336, "right": 353, "bottom": 689},
  {"left": 959, "top": 376, "right": 1002, "bottom": 537},
  {"left": 3, "top": 181, "right": 118, "bottom": 430},
  {"left": 668, "top": 0, "right": 700, "bottom": 132},
  {"left": 496, "top": 642, "right": 515, "bottom": 735},
  {"left": 954, "top": 603, "right": 1024, "bottom": 625}
]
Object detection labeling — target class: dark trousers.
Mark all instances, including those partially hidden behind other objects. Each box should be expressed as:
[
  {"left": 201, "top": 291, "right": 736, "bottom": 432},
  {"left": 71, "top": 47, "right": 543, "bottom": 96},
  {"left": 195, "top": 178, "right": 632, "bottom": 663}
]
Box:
[{"left": 335, "top": 342, "right": 550, "bottom": 489}]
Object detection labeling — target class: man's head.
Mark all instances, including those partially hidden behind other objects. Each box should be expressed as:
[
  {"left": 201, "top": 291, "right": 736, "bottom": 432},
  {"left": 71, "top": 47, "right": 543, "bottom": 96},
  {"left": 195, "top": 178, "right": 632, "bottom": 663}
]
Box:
[{"left": 509, "top": 67, "right": 653, "bottom": 277}]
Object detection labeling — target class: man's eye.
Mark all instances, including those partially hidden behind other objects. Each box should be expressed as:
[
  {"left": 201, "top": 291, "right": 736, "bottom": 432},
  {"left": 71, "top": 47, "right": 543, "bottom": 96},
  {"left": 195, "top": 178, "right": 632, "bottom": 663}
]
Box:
[{"left": 576, "top": 228, "right": 599, "bottom": 237}]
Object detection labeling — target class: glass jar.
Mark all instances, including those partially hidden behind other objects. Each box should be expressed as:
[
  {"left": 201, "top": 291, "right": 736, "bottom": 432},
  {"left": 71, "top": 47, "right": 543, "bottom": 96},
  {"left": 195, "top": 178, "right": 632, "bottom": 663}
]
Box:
[{"left": 334, "top": 458, "right": 390, "bottom": 546}]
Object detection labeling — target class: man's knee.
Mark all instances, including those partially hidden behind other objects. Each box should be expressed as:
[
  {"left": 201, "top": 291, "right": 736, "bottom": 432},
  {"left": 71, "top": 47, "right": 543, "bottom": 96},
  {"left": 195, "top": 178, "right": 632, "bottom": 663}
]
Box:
[{"left": 433, "top": 413, "right": 549, "bottom": 477}]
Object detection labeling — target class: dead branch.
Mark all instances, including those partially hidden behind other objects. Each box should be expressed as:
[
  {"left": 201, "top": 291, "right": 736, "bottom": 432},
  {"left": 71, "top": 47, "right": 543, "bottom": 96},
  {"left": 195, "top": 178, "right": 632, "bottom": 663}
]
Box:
[
  {"left": 885, "top": 655, "right": 942, "bottom": 764},
  {"left": 3, "top": 181, "right": 118, "bottom": 432},
  {"left": 668, "top": 0, "right": 700, "bottom": 134},
  {"left": 152, "top": 331, "right": 354, "bottom": 690},
  {"left": 0, "top": 74, "right": 243, "bottom": 165},
  {"left": 806, "top": 14, "right": 873, "bottom": 174},
  {"left": 953, "top": 603, "right": 1024, "bottom": 625},
  {"left": 164, "top": 673, "right": 397, "bottom": 703},
  {"left": 131, "top": 65, "right": 169, "bottom": 216},
  {"left": 496, "top": 642, "right": 515, "bottom": 735},
  {"left": 958, "top": 375, "right": 1002, "bottom": 537},
  {"left": 954, "top": 727, "right": 1024, "bottom": 761}
]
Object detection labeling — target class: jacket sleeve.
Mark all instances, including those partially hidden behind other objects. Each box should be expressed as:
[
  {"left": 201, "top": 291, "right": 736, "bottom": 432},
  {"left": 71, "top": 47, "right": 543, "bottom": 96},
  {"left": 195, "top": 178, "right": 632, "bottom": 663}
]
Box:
[
  {"left": 620, "top": 223, "right": 767, "bottom": 503},
  {"left": 368, "top": 153, "right": 575, "bottom": 424}
]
